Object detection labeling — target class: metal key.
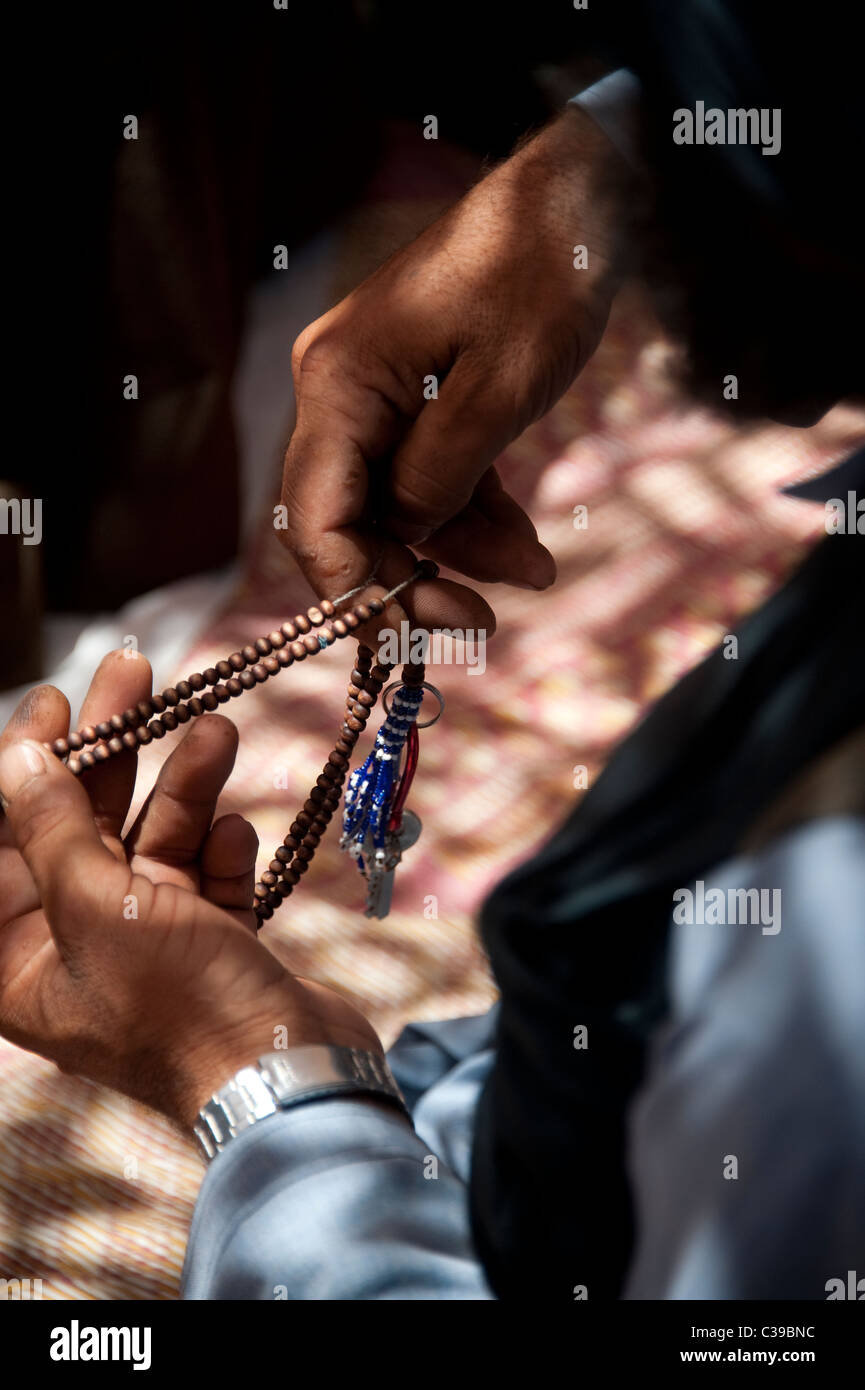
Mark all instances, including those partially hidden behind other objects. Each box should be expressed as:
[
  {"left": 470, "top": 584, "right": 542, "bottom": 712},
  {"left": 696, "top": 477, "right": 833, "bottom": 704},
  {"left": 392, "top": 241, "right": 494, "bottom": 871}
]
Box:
[{"left": 364, "top": 810, "right": 422, "bottom": 919}]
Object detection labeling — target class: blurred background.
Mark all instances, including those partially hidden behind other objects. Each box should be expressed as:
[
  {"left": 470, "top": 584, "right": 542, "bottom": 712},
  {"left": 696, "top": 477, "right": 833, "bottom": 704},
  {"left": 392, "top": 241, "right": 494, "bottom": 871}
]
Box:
[{"left": 1, "top": 0, "right": 862, "bottom": 1299}]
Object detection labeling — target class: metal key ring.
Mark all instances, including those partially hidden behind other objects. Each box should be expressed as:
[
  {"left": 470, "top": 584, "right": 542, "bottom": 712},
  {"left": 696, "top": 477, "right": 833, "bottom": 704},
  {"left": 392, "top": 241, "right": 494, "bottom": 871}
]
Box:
[{"left": 380, "top": 681, "right": 445, "bottom": 729}]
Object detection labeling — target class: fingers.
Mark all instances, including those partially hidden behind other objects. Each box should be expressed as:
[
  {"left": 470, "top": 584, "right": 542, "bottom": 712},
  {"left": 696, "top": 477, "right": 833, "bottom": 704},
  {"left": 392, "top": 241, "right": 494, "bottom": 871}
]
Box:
[
  {"left": 415, "top": 469, "right": 556, "bottom": 589},
  {"left": 200, "top": 813, "right": 258, "bottom": 923},
  {"left": 384, "top": 366, "right": 556, "bottom": 591},
  {"left": 0, "top": 684, "right": 71, "bottom": 854},
  {"left": 0, "top": 739, "right": 122, "bottom": 944},
  {"left": 124, "top": 715, "right": 239, "bottom": 876},
  {"left": 75, "top": 649, "right": 154, "bottom": 838}
]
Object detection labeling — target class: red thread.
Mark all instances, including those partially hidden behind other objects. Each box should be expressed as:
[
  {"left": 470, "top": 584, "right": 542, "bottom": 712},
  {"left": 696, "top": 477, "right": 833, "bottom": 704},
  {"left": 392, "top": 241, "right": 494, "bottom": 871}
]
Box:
[{"left": 388, "top": 722, "right": 418, "bottom": 832}]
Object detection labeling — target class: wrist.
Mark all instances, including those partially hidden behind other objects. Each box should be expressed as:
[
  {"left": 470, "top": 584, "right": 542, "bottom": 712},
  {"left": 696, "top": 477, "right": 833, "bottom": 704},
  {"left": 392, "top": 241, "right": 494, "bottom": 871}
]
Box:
[{"left": 163, "top": 989, "right": 384, "bottom": 1130}]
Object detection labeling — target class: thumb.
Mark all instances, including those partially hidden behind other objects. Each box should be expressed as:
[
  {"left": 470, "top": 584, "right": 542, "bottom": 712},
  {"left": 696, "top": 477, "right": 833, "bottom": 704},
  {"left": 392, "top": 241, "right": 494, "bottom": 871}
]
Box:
[
  {"left": 384, "top": 362, "right": 555, "bottom": 589},
  {"left": 0, "top": 739, "right": 119, "bottom": 938}
]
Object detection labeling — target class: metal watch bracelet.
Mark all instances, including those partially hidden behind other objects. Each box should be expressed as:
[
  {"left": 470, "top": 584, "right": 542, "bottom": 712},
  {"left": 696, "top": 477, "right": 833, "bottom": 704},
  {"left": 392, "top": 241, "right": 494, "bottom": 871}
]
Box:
[{"left": 193, "top": 1046, "right": 408, "bottom": 1161}]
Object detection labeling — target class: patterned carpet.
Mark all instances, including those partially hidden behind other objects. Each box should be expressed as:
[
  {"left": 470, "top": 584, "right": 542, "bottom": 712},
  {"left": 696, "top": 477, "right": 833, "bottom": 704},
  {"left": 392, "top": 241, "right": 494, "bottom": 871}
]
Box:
[{"left": 2, "top": 148, "right": 863, "bottom": 1298}]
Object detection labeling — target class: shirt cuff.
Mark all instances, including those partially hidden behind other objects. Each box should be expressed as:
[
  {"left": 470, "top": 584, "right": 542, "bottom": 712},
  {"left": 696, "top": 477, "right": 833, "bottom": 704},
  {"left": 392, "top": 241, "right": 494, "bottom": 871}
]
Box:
[{"left": 182, "top": 1095, "right": 493, "bottom": 1300}]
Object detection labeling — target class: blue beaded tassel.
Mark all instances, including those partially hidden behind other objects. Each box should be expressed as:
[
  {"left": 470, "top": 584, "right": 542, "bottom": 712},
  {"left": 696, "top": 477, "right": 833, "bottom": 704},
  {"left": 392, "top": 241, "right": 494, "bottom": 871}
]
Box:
[{"left": 340, "top": 684, "right": 424, "bottom": 874}]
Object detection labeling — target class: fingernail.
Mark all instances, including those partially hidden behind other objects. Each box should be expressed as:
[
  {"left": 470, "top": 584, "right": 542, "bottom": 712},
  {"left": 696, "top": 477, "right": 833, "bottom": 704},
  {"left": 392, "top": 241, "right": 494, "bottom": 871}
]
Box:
[
  {"left": 0, "top": 739, "right": 49, "bottom": 806},
  {"left": 387, "top": 520, "right": 434, "bottom": 546}
]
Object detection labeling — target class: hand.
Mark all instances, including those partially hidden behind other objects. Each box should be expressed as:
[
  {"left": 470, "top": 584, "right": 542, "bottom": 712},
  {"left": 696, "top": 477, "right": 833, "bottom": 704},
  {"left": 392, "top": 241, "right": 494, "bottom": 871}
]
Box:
[
  {"left": 282, "top": 106, "right": 629, "bottom": 633},
  {"left": 0, "top": 652, "right": 381, "bottom": 1130}
]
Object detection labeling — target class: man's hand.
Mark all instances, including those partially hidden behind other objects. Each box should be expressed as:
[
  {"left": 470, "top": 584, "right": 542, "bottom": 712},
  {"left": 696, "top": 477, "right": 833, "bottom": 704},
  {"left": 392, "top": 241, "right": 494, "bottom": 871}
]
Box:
[
  {"left": 282, "top": 106, "right": 629, "bottom": 632},
  {"left": 0, "top": 652, "right": 380, "bottom": 1131}
]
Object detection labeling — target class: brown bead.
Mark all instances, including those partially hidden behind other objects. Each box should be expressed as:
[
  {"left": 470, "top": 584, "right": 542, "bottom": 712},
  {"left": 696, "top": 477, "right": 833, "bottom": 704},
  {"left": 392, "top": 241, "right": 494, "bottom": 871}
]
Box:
[
  {"left": 268, "top": 630, "right": 286, "bottom": 650},
  {"left": 263, "top": 656, "right": 279, "bottom": 674},
  {"left": 53, "top": 737, "right": 69, "bottom": 757},
  {"left": 309, "top": 786, "right": 326, "bottom": 803},
  {"left": 187, "top": 697, "right": 204, "bottom": 717},
  {"left": 316, "top": 774, "right": 334, "bottom": 791},
  {"left": 346, "top": 715, "right": 364, "bottom": 732},
  {"left": 335, "top": 737, "right": 354, "bottom": 755},
  {"left": 110, "top": 714, "right": 126, "bottom": 733},
  {"left": 268, "top": 859, "right": 284, "bottom": 876},
  {"left": 251, "top": 663, "right": 268, "bottom": 683},
  {"left": 175, "top": 704, "right": 191, "bottom": 723},
  {"left": 262, "top": 871, "right": 278, "bottom": 888},
  {"left": 136, "top": 725, "right": 153, "bottom": 745},
  {"left": 320, "top": 599, "right": 335, "bottom": 618},
  {"left": 242, "top": 645, "right": 258, "bottom": 664},
  {"left": 226, "top": 678, "right": 243, "bottom": 697},
  {"left": 163, "top": 687, "right": 180, "bottom": 706},
  {"left": 313, "top": 813, "right": 331, "bottom": 831},
  {"left": 283, "top": 835, "right": 300, "bottom": 852},
  {"left": 296, "top": 846, "right": 314, "bottom": 862},
  {"left": 79, "top": 750, "right": 96, "bottom": 769},
  {"left": 253, "top": 883, "right": 269, "bottom": 902},
  {"left": 318, "top": 626, "right": 336, "bottom": 646},
  {"left": 266, "top": 889, "right": 282, "bottom": 909},
  {"left": 342, "top": 612, "right": 360, "bottom": 631},
  {"left": 285, "top": 867, "right": 301, "bottom": 885},
  {"left": 228, "top": 653, "right": 245, "bottom": 673},
  {"left": 353, "top": 604, "right": 371, "bottom": 623},
  {"left": 176, "top": 681, "right": 193, "bottom": 699},
  {"left": 277, "top": 879, "right": 293, "bottom": 898},
  {"left": 150, "top": 719, "right": 166, "bottom": 738},
  {"left": 367, "top": 598, "right": 384, "bottom": 616},
  {"left": 276, "top": 648, "right": 293, "bottom": 667},
  {"left": 189, "top": 673, "right": 205, "bottom": 691},
  {"left": 303, "top": 799, "right": 320, "bottom": 817},
  {"left": 255, "top": 637, "right": 272, "bottom": 655},
  {"left": 161, "top": 709, "right": 178, "bottom": 730},
  {"left": 290, "top": 641, "right": 307, "bottom": 662},
  {"left": 256, "top": 901, "right": 274, "bottom": 921},
  {"left": 212, "top": 684, "right": 230, "bottom": 703},
  {"left": 122, "top": 731, "right": 138, "bottom": 750},
  {"left": 136, "top": 700, "right": 153, "bottom": 723},
  {"left": 124, "top": 707, "right": 142, "bottom": 727},
  {"left": 294, "top": 859, "right": 309, "bottom": 876},
  {"left": 357, "top": 645, "right": 375, "bottom": 663},
  {"left": 416, "top": 559, "right": 440, "bottom": 580},
  {"left": 294, "top": 614, "right": 311, "bottom": 634},
  {"left": 275, "top": 846, "right": 292, "bottom": 864},
  {"left": 328, "top": 750, "right": 348, "bottom": 768},
  {"left": 93, "top": 745, "right": 110, "bottom": 763},
  {"left": 281, "top": 621, "right": 298, "bottom": 641},
  {"left": 201, "top": 691, "right": 218, "bottom": 711},
  {"left": 293, "top": 813, "right": 313, "bottom": 831},
  {"left": 107, "top": 738, "right": 124, "bottom": 757},
  {"left": 67, "top": 758, "right": 82, "bottom": 776},
  {"left": 356, "top": 690, "right": 375, "bottom": 708},
  {"left": 347, "top": 684, "right": 361, "bottom": 700},
  {"left": 307, "top": 606, "right": 324, "bottom": 626},
  {"left": 370, "top": 664, "right": 391, "bottom": 683},
  {"left": 302, "top": 634, "right": 320, "bottom": 655},
  {"left": 213, "top": 661, "right": 230, "bottom": 679},
  {"left": 302, "top": 832, "right": 320, "bottom": 850},
  {"left": 81, "top": 725, "right": 98, "bottom": 745},
  {"left": 203, "top": 668, "right": 219, "bottom": 686},
  {"left": 332, "top": 619, "right": 348, "bottom": 638},
  {"left": 151, "top": 694, "right": 167, "bottom": 713},
  {"left": 239, "top": 670, "right": 256, "bottom": 690}
]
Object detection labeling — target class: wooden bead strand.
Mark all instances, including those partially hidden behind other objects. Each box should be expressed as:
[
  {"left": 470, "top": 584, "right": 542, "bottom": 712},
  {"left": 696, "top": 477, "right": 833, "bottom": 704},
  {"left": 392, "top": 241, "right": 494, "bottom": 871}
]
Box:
[
  {"left": 40, "top": 560, "right": 439, "bottom": 921},
  {"left": 252, "top": 647, "right": 396, "bottom": 925}
]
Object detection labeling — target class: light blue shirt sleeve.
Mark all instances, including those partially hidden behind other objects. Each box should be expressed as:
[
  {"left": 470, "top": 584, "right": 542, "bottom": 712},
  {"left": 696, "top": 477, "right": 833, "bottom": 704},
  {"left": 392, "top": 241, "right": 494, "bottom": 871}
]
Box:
[
  {"left": 623, "top": 815, "right": 865, "bottom": 1299},
  {"left": 182, "top": 1091, "right": 494, "bottom": 1300}
]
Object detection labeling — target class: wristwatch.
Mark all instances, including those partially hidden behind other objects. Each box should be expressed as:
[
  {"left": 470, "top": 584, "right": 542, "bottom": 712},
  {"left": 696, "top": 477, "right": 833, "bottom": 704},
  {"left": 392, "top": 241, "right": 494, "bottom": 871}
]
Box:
[{"left": 193, "top": 1046, "right": 409, "bottom": 1161}]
